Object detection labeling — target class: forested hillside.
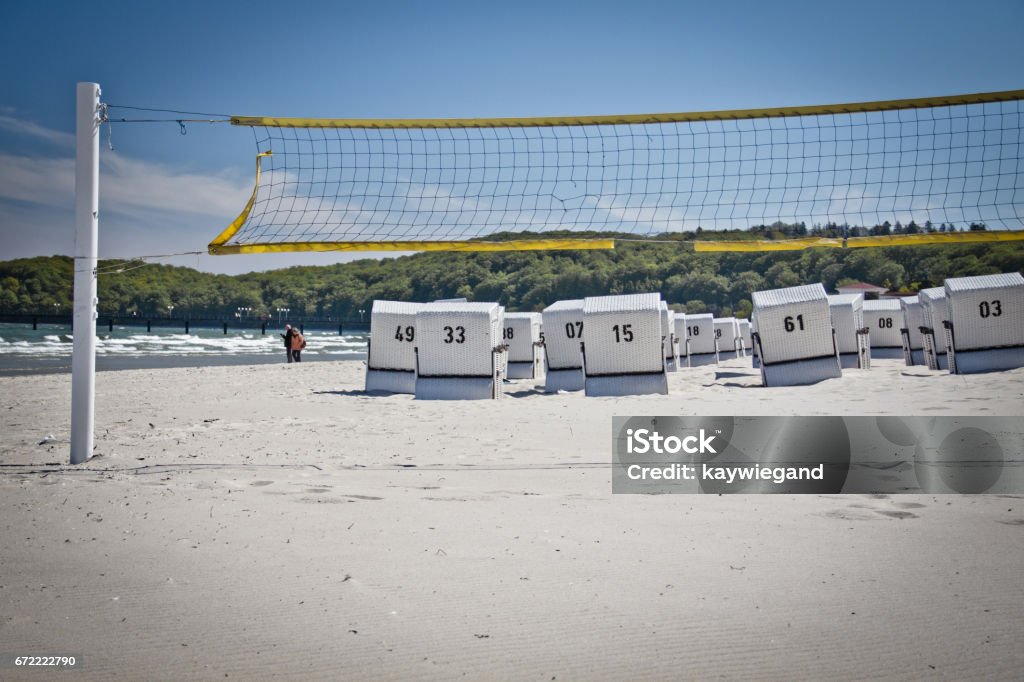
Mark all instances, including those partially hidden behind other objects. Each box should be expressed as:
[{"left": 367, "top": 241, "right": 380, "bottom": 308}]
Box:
[{"left": 2, "top": 230, "right": 1021, "bottom": 320}]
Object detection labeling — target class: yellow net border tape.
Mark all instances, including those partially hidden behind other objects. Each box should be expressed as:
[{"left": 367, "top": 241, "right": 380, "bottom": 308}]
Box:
[
  {"left": 230, "top": 89, "right": 1024, "bottom": 129},
  {"left": 693, "top": 231, "right": 1024, "bottom": 252}
]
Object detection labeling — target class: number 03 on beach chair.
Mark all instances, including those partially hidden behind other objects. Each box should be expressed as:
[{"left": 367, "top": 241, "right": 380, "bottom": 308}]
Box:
[
  {"left": 943, "top": 273, "right": 1024, "bottom": 374},
  {"left": 751, "top": 284, "right": 842, "bottom": 387},
  {"left": 414, "top": 302, "right": 507, "bottom": 400}
]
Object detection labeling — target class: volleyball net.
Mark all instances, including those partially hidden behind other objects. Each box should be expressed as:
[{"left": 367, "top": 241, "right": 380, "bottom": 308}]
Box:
[{"left": 209, "top": 89, "right": 1024, "bottom": 254}]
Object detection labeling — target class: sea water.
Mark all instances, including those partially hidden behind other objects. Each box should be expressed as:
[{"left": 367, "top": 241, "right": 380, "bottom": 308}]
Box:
[{"left": 0, "top": 323, "right": 368, "bottom": 374}]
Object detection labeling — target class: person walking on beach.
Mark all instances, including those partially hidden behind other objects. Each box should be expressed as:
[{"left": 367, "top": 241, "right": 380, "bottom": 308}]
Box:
[
  {"left": 290, "top": 327, "right": 305, "bottom": 363},
  {"left": 281, "top": 324, "right": 294, "bottom": 363}
]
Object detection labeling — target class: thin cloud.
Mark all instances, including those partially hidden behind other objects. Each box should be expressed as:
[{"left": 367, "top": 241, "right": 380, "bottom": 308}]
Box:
[
  {"left": 0, "top": 152, "right": 252, "bottom": 220},
  {"left": 0, "top": 114, "right": 75, "bottom": 147}
]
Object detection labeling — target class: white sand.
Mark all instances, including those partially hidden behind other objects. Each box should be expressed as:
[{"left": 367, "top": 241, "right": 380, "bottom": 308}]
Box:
[{"left": 1, "top": 358, "right": 1023, "bottom": 680}]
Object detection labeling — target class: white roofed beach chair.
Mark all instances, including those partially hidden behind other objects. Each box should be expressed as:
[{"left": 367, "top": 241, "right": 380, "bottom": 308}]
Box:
[
  {"left": 828, "top": 294, "right": 869, "bottom": 369},
  {"left": 582, "top": 293, "right": 669, "bottom": 396},
  {"left": 862, "top": 299, "right": 905, "bottom": 360},
  {"left": 677, "top": 313, "right": 718, "bottom": 367},
  {"left": 738, "top": 319, "right": 753, "bottom": 357},
  {"left": 414, "top": 302, "right": 508, "bottom": 400},
  {"left": 943, "top": 273, "right": 1024, "bottom": 374},
  {"left": 541, "top": 299, "right": 585, "bottom": 392},
  {"left": 661, "top": 302, "right": 679, "bottom": 371},
  {"left": 899, "top": 296, "right": 927, "bottom": 366},
  {"left": 918, "top": 287, "right": 951, "bottom": 371},
  {"left": 365, "top": 300, "right": 423, "bottom": 394},
  {"left": 750, "top": 284, "right": 842, "bottom": 387},
  {"left": 714, "top": 317, "right": 743, "bottom": 359},
  {"left": 503, "top": 312, "right": 544, "bottom": 380}
]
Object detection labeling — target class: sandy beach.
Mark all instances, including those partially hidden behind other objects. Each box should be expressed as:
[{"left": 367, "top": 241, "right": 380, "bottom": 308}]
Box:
[{"left": 2, "top": 358, "right": 1023, "bottom": 680}]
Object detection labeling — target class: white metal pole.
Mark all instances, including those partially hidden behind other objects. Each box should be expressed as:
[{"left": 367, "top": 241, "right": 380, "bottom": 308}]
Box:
[{"left": 71, "top": 82, "right": 101, "bottom": 464}]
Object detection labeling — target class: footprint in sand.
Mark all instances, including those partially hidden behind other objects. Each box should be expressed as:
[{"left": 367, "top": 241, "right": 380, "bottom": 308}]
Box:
[{"left": 875, "top": 510, "right": 918, "bottom": 519}]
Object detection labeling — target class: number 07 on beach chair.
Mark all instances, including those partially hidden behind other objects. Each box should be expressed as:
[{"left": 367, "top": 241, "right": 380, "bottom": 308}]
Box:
[{"left": 541, "top": 299, "right": 585, "bottom": 393}]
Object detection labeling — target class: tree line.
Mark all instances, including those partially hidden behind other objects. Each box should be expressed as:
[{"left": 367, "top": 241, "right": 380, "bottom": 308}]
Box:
[{"left": 1, "top": 227, "right": 1021, "bottom": 320}]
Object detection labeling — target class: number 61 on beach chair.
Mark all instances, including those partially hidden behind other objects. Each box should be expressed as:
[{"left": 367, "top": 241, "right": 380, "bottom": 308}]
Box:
[{"left": 751, "top": 284, "right": 842, "bottom": 387}]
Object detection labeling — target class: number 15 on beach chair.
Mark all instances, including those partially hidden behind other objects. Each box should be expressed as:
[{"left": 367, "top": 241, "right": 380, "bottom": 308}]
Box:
[{"left": 581, "top": 293, "right": 669, "bottom": 397}]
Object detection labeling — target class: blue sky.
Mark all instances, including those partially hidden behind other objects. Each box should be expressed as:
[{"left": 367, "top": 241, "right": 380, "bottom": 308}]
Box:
[{"left": 0, "top": 0, "right": 1021, "bottom": 274}]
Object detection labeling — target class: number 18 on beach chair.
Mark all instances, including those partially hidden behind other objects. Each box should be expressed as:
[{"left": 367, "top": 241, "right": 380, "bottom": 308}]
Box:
[{"left": 677, "top": 313, "right": 718, "bottom": 368}]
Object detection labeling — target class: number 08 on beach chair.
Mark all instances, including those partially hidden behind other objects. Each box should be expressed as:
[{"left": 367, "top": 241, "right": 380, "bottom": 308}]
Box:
[
  {"left": 862, "top": 299, "right": 906, "bottom": 360},
  {"left": 751, "top": 284, "right": 842, "bottom": 387},
  {"left": 503, "top": 312, "right": 544, "bottom": 380}
]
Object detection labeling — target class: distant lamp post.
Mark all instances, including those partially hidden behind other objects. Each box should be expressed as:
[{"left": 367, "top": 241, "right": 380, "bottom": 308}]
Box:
[
  {"left": 53, "top": 303, "right": 60, "bottom": 315},
  {"left": 168, "top": 305, "right": 175, "bottom": 319},
  {"left": 237, "top": 306, "right": 252, "bottom": 319},
  {"left": 358, "top": 308, "right": 365, "bottom": 323},
  {"left": 276, "top": 307, "right": 290, "bottom": 324}
]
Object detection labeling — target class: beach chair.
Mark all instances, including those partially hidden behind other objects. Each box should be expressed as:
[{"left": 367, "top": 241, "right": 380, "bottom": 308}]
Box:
[
  {"left": 899, "top": 297, "right": 927, "bottom": 366},
  {"left": 828, "top": 294, "right": 869, "bottom": 369},
  {"left": 582, "top": 293, "right": 669, "bottom": 396},
  {"left": 714, "top": 317, "right": 743, "bottom": 359},
  {"left": 862, "top": 299, "right": 905, "bottom": 360},
  {"left": 737, "top": 319, "right": 753, "bottom": 358},
  {"left": 503, "top": 312, "right": 544, "bottom": 380},
  {"left": 414, "top": 302, "right": 507, "bottom": 400},
  {"left": 943, "top": 273, "right": 1024, "bottom": 374},
  {"left": 365, "top": 300, "right": 422, "bottom": 394},
  {"left": 751, "top": 284, "right": 842, "bottom": 387},
  {"left": 541, "top": 299, "right": 585, "bottom": 392},
  {"left": 749, "top": 314, "right": 761, "bottom": 368},
  {"left": 677, "top": 313, "right": 718, "bottom": 367},
  {"left": 661, "top": 302, "right": 680, "bottom": 371},
  {"left": 918, "top": 287, "right": 950, "bottom": 371}
]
